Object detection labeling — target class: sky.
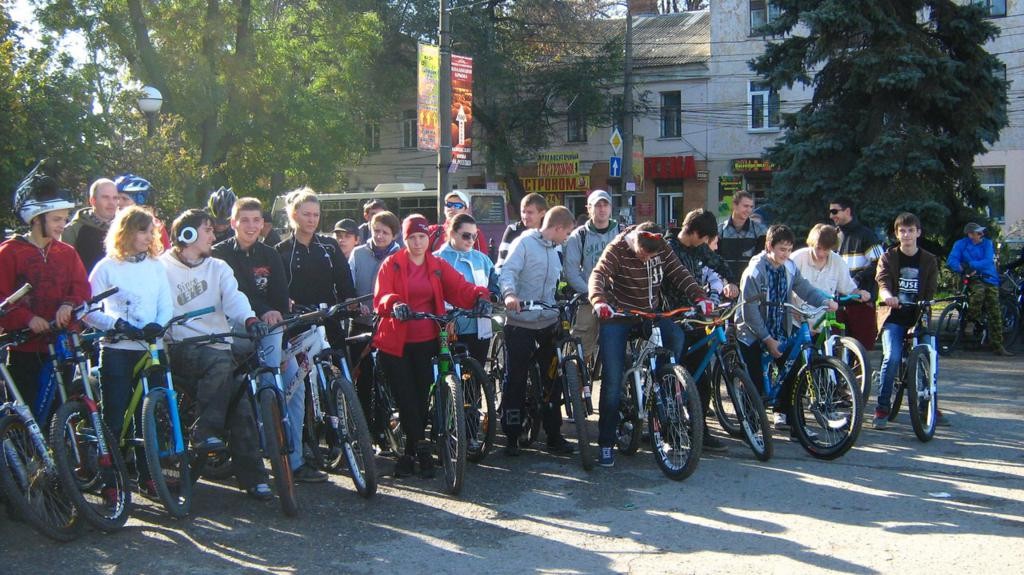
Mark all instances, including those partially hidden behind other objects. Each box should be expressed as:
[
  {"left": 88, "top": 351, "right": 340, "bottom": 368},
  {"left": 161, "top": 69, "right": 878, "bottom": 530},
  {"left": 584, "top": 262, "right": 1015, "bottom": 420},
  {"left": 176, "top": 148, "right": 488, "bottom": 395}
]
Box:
[{"left": 9, "top": 0, "right": 88, "bottom": 59}]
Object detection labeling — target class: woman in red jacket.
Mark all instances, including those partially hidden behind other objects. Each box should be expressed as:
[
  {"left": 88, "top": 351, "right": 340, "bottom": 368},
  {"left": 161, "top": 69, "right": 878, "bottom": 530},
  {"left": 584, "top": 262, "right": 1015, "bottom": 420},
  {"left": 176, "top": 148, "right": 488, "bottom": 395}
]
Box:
[{"left": 373, "top": 214, "right": 489, "bottom": 479}]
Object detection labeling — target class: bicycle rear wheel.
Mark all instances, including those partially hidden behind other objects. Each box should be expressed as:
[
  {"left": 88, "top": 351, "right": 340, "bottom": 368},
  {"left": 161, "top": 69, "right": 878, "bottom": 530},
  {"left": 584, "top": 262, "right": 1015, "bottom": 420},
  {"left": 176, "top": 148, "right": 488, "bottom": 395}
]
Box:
[
  {"left": 790, "top": 357, "right": 862, "bottom": 460},
  {"left": 726, "top": 366, "right": 772, "bottom": 462},
  {"left": 834, "top": 336, "right": 872, "bottom": 409},
  {"left": 258, "top": 389, "right": 298, "bottom": 517},
  {"left": 460, "top": 357, "right": 496, "bottom": 463},
  {"left": 0, "top": 414, "right": 81, "bottom": 541},
  {"left": 906, "top": 346, "right": 937, "bottom": 442},
  {"left": 142, "top": 387, "right": 193, "bottom": 518},
  {"left": 1000, "top": 298, "right": 1020, "bottom": 349},
  {"left": 439, "top": 374, "right": 466, "bottom": 495},
  {"left": 562, "top": 357, "right": 593, "bottom": 470},
  {"left": 936, "top": 304, "right": 963, "bottom": 356},
  {"left": 519, "top": 363, "right": 543, "bottom": 448},
  {"left": 332, "top": 376, "right": 377, "bottom": 498},
  {"left": 50, "top": 400, "right": 130, "bottom": 532},
  {"left": 888, "top": 379, "right": 905, "bottom": 421},
  {"left": 649, "top": 365, "right": 702, "bottom": 481},
  {"left": 374, "top": 366, "right": 405, "bottom": 457},
  {"left": 711, "top": 361, "right": 744, "bottom": 439}
]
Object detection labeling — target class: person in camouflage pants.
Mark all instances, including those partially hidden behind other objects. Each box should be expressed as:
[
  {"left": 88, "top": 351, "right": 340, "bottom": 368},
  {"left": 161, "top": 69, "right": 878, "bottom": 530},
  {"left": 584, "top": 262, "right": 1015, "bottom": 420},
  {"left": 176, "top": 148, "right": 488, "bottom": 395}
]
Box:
[{"left": 947, "top": 222, "right": 1014, "bottom": 356}]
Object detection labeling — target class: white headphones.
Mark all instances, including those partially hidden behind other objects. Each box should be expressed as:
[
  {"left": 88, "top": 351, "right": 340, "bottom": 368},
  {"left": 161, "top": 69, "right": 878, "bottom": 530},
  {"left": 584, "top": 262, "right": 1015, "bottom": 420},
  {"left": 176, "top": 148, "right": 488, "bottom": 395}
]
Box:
[{"left": 177, "top": 226, "right": 198, "bottom": 245}]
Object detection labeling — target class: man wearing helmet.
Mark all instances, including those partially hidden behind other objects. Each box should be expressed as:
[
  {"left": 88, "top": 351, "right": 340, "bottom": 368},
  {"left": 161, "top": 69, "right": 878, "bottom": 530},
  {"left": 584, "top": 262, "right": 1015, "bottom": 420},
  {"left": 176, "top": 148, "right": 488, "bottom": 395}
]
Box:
[
  {"left": 208, "top": 187, "right": 237, "bottom": 244},
  {"left": 0, "top": 162, "right": 91, "bottom": 418}
]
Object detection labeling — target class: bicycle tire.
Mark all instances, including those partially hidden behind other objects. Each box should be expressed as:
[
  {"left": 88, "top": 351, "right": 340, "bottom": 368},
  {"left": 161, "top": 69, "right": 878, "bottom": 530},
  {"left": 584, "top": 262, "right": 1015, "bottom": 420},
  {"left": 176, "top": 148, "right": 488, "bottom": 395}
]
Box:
[
  {"left": 50, "top": 400, "right": 131, "bottom": 532},
  {"left": 374, "top": 366, "right": 405, "bottom": 457},
  {"left": 332, "top": 376, "right": 377, "bottom": 498},
  {"left": 258, "top": 389, "right": 298, "bottom": 517},
  {"left": 562, "top": 357, "right": 593, "bottom": 470},
  {"left": 439, "top": 374, "right": 466, "bottom": 495},
  {"left": 726, "top": 366, "right": 773, "bottom": 462},
  {"left": 888, "top": 379, "right": 905, "bottom": 421},
  {"left": 519, "top": 363, "right": 543, "bottom": 448},
  {"left": 460, "top": 357, "right": 496, "bottom": 463},
  {"left": 711, "top": 360, "right": 745, "bottom": 439},
  {"left": 142, "top": 387, "right": 193, "bottom": 518},
  {"left": 649, "top": 365, "right": 703, "bottom": 481},
  {"left": 1000, "top": 297, "right": 1020, "bottom": 349},
  {"left": 789, "top": 356, "right": 862, "bottom": 460},
  {"left": 835, "top": 336, "right": 872, "bottom": 409},
  {"left": 906, "top": 346, "right": 937, "bottom": 442},
  {"left": 616, "top": 370, "right": 642, "bottom": 455},
  {"left": 486, "top": 331, "right": 505, "bottom": 416},
  {"left": 0, "top": 414, "right": 81, "bottom": 541},
  {"left": 936, "top": 304, "right": 963, "bottom": 356}
]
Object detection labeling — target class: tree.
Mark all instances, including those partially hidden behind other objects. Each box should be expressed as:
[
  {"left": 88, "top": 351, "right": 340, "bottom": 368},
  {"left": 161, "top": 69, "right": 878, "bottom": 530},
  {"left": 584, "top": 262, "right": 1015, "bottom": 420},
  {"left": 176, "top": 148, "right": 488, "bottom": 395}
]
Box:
[{"left": 751, "top": 1, "right": 1008, "bottom": 245}]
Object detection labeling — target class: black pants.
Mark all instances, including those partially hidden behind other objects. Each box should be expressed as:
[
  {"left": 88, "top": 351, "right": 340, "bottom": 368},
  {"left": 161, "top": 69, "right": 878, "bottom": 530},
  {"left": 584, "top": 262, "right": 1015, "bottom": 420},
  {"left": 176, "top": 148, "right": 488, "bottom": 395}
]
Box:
[
  {"left": 456, "top": 333, "right": 491, "bottom": 368},
  {"left": 378, "top": 340, "right": 436, "bottom": 458},
  {"left": 6, "top": 350, "right": 73, "bottom": 423},
  {"left": 500, "top": 324, "right": 562, "bottom": 443},
  {"left": 680, "top": 328, "right": 713, "bottom": 425},
  {"left": 740, "top": 340, "right": 794, "bottom": 415},
  {"left": 347, "top": 323, "right": 375, "bottom": 431}
]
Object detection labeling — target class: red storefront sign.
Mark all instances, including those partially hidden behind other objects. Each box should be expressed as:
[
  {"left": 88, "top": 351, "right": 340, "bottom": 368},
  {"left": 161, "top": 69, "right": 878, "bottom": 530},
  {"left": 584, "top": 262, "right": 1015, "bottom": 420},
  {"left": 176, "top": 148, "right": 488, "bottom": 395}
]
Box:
[{"left": 644, "top": 156, "right": 696, "bottom": 180}]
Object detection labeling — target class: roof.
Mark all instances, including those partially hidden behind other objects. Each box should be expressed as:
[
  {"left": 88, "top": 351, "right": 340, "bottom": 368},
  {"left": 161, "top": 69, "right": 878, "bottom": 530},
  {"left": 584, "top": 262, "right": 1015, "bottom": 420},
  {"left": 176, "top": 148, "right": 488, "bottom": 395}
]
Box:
[{"left": 630, "top": 10, "right": 710, "bottom": 68}]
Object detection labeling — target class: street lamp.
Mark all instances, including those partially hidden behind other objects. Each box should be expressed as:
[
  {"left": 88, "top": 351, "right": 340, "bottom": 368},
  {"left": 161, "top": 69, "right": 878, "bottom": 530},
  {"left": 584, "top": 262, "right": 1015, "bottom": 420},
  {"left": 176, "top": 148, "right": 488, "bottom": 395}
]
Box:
[{"left": 137, "top": 85, "right": 163, "bottom": 137}]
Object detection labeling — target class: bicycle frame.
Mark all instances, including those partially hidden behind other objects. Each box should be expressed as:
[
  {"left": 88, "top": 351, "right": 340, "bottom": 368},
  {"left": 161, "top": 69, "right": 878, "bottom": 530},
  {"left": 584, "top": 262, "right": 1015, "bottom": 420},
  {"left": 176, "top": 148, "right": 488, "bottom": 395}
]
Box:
[
  {"left": 758, "top": 314, "right": 818, "bottom": 408},
  {"left": 622, "top": 317, "right": 682, "bottom": 426}
]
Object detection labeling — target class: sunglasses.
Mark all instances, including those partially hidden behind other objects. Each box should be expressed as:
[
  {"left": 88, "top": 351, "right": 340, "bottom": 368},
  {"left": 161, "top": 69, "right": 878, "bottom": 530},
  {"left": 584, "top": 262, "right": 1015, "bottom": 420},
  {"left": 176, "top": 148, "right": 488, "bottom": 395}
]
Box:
[
  {"left": 459, "top": 232, "right": 478, "bottom": 242},
  {"left": 445, "top": 201, "right": 466, "bottom": 210},
  {"left": 829, "top": 208, "right": 843, "bottom": 215}
]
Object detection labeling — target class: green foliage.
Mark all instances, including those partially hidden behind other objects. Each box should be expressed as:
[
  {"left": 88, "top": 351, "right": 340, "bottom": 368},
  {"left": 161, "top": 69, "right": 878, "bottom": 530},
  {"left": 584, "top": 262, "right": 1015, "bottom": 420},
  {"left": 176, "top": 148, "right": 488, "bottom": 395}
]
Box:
[{"left": 751, "top": 0, "right": 1008, "bottom": 247}]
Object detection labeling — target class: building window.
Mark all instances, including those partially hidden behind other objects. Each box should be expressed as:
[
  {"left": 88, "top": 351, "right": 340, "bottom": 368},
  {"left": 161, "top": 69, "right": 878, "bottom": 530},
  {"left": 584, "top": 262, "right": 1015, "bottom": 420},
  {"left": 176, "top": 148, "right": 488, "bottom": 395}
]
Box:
[
  {"left": 749, "top": 82, "right": 780, "bottom": 130},
  {"left": 401, "top": 110, "right": 417, "bottom": 149},
  {"left": 977, "top": 166, "right": 1005, "bottom": 223},
  {"left": 750, "top": 1, "right": 782, "bottom": 33},
  {"left": 974, "top": 1, "right": 1007, "bottom": 17},
  {"left": 364, "top": 121, "right": 380, "bottom": 151},
  {"left": 567, "top": 107, "right": 587, "bottom": 143},
  {"left": 660, "top": 91, "right": 681, "bottom": 138},
  {"left": 656, "top": 184, "right": 684, "bottom": 228}
]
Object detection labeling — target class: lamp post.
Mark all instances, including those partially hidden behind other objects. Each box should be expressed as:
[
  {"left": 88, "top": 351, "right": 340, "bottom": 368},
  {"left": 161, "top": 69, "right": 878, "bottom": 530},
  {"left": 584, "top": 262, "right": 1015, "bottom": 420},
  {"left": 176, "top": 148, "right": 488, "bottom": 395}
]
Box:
[{"left": 137, "top": 86, "right": 163, "bottom": 138}]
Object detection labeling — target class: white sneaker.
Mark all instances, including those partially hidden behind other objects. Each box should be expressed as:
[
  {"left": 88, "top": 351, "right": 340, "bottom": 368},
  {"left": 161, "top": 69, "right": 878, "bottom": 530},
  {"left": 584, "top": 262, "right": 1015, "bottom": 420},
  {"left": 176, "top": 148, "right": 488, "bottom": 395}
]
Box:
[{"left": 774, "top": 413, "right": 790, "bottom": 430}]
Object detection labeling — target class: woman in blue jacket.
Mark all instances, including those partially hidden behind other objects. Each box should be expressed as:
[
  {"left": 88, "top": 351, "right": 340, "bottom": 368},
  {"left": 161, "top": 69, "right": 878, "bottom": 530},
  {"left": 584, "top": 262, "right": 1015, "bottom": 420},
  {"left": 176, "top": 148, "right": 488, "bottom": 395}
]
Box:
[{"left": 434, "top": 213, "right": 495, "bottom": 365}]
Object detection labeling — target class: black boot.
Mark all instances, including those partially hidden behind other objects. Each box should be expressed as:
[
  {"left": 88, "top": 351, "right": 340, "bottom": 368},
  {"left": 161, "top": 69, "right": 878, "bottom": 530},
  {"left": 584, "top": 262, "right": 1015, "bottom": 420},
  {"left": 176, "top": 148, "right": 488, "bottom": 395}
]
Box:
[{"left": 416, "top": 440, "right": 435, "bottom": 479}]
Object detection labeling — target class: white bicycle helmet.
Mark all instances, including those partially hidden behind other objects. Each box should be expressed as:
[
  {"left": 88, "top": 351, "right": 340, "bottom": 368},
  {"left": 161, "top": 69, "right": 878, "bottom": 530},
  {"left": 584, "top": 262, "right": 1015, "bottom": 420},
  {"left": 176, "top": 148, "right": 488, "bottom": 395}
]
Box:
[{"left": 13, "top": 160, "right": 76, "bottom": 225}]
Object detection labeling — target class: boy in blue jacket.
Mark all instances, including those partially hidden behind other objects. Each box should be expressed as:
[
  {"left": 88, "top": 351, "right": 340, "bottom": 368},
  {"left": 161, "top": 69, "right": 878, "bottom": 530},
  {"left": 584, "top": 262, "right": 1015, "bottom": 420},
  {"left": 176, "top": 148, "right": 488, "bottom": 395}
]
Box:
[{"left": 947, "top": 222, "right": 1013, "bottom": 355}]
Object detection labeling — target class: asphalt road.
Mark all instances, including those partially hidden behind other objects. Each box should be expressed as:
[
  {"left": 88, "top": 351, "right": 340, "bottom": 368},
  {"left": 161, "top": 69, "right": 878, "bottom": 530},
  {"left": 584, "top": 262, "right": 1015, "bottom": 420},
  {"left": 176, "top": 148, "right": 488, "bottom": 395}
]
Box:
[{"left": 1, "top": 350, "right": 1022, "bottom": 574}]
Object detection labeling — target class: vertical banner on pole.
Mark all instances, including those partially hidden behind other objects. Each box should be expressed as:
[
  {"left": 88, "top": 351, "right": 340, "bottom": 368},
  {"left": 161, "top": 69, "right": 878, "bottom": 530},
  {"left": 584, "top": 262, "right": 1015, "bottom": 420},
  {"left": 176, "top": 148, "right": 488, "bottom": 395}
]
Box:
[
  {"left": 451, "top": 54, "right": 473, "bottom": 166},
  {"left": 417, "top": 43, "right": 440, "bottom": 151}
]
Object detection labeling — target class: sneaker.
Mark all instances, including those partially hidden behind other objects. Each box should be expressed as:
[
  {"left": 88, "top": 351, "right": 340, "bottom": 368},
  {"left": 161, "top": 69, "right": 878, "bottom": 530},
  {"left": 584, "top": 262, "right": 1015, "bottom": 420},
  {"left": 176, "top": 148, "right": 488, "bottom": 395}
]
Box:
[
  {"left": 246, "top": 483, "right": 274, "bottom": 501},
  {"left": 598, "top": 446, "right": 614, "bottom": 468},
  {"left": 773, "top": 412, "right": 790, "bottom": 431},
  {"left": 994, "top": 345, "right": 1015, "bottom": 357},
  {"left": 935, "top": 410, "right": 951, "bottom": 427},
  {"left": 415, "top": 440, "right": 435, "bottom": 479},
  {"left": 503, "top": 442, "right": 521, "bottom": 457},
  {"left": 393, "top": 455, "right": 414, "bottom": 478},
  {"left": 292, "top": 465, "right": 328, "bottom": 483},
  {"left": 545, "top": 436, "right": 575, "bottom": 455},
  {"left": 192, "top": 436, "right": 227, "bottom": 453},
  {"left": 702, "top": 433, "right": 728, "bottom": 453},
  {"left": 873, "top": 407, "right": 890, "bottom": 430}
]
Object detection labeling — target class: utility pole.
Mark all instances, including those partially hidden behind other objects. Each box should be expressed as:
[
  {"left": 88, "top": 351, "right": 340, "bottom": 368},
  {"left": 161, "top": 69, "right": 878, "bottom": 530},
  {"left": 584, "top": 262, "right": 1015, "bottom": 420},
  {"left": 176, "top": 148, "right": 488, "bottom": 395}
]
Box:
[
  {"left": 620, "top": 8, "right": 635, "bottom": 225},
  {"left": 438, "top": 0, "right": 453, "bottom": 222}
]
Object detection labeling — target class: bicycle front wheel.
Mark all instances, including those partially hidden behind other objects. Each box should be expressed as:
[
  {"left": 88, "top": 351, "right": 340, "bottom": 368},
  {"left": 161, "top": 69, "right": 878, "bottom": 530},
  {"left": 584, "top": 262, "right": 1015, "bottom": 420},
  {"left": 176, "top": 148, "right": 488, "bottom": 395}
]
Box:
[
  {"left": 374, "top": 366, "right": 405, "bottom": 457},
  {"left": 616, "top": 370, "right": 642, "bottom": 455},
  {"left": 726, "top": 366, "right": 772, "bottom": 462},
  {"left": 142, "top": 387, "right": 193, "bottom": 518},
  {"left": 439, "top": 374, "right": 466, "bottom": 495},
  {"left": 906, "top": 346, "right": 937, "bottom": 442},
  {"left": 332, "top": 376, "right": 377, "bottom": 498},
  {"left": 649, "top": 365, "right": 703, "bottom": 481},
  {"left": 563, "top": 357, "right": 593, "bottom": 471},
  {"left": 711, "top": 360, "right": 744, "bottom": 439},
  {"left": 1000, "top": 298, "right": 1020, "bottom": 349},
  {"left": 50, "top": 400, "right": 130, "bottom": 532},
  {"left": 258, "top": 389, "right": 298, "bottom": 517},
  {"left": 461, "top": 357, "right": 496, "bottom": 463},
  {"left": 936, "top": 304, "right": 963, "bottom": 356},
  {"left": 790, "top": 357, "right": 863, "bottom": 460},
  {"left": 834, "top": 336, "right": 872, "bottom": 409},
  {"left": 0, "top": 414, "right": 81, "bottom": 541}
]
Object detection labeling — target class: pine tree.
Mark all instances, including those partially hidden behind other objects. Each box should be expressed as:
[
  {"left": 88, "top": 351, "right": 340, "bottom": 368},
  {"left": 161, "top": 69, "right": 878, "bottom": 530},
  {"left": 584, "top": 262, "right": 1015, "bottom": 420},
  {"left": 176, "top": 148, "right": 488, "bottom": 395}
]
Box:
[{"left": 751, "top": 1, "right": 1008, "bottom": 242}]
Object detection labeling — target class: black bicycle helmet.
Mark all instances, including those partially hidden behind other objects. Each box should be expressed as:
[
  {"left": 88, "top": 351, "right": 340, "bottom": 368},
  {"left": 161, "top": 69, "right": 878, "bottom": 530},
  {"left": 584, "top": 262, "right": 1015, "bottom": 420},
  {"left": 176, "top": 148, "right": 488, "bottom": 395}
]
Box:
[{"left": 207, "top": 186, "right": 237, "bottom": 223}]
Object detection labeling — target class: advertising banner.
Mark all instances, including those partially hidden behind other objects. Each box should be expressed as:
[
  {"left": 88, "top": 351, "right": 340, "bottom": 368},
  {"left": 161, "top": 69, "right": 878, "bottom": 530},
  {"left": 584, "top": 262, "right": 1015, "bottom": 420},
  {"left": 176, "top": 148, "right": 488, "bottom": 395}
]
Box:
[
  {"left": 417, "top": 43, "right": 440, "bottom": 151},
  {"left": 451, "top": 54, "right": 474, "bottom": 165},
  {"left": 537, "top": 152, "right": 580, "bottom": 177}
]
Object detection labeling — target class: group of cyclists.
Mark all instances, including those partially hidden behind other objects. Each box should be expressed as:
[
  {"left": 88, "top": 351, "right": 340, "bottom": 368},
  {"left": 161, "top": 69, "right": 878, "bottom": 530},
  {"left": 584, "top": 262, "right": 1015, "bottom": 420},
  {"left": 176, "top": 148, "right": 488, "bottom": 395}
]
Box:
[{"left": 0, "top": 159, "right": 1016, "bottom": 536}]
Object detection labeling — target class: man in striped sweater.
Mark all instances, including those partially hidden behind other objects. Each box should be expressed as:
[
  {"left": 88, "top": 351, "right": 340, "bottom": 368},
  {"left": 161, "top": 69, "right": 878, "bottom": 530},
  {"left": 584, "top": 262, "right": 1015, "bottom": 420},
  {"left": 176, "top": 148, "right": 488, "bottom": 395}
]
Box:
[{"left": 588, "top": 222, "right": 714, "bottom": 468}]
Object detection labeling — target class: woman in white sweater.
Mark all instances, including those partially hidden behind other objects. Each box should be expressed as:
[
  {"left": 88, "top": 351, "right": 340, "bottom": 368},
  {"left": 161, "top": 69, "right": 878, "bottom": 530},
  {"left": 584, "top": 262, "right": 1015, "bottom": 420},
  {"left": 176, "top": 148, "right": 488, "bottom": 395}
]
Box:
[
  {"left": 85, "top": 206, "right": 174, "bottom": 495},
  {"left": 790, "top": 223, "right": 870, "bottom": 328}
]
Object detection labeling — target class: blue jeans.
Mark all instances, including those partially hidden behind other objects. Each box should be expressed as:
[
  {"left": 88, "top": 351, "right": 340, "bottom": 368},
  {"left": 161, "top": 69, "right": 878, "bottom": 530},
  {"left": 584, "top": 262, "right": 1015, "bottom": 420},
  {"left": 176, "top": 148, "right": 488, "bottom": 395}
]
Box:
[
  {"left": 99, "top": 346, "right": 164, "bottom": 481},
  {"left": 878, "top": 323, "right": 936, "bottom": 411},
  {"left": 598, "top": 319, "right": 684, "bottom": 448}
]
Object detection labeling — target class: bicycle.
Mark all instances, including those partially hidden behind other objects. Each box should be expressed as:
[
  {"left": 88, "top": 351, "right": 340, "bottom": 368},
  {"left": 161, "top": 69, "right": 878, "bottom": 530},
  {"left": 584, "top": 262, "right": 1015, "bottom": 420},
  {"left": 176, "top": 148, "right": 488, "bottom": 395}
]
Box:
[
  {"left": 936, "top": 274, "right": 1020, "bottom": 355},
  {"left": 884, "top": 299, "right": 942, "bottom": 442},
  {"left": 753, "top": 301, "right": 863, "bottom": 460},
  {"left": 679, "top": 304, "right": 772, "bottom": 461},
  {"left": 613, "top": 306, "right": 703, "bottom": 480},
  {"left": 46, "top": 287, "right": 133, "bottom": 532},
  {"left": 101, "top": 306, "right": 215, "bottom": 518},
  {"left": 999, "top": 270, "right": 1021, "bottom": 348},
  {"left": 401, "top": 306, "right": 492, "bottom": 495},
  {"left": 0, "top": 283, "right": 82, "bottom": 541},
  {"left": 516, "top": 295, "right": 595, "bottom": 470},
  {"left": 812, "top": 294, "right": 873, "bottom": 408}
]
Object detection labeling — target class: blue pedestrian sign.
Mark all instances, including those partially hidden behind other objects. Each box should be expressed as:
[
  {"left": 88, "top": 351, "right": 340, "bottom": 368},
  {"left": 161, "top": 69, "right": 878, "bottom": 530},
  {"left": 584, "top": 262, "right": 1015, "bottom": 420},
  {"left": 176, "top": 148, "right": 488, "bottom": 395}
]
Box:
[{"left": 609, "top": 156, "right": 622, "bottom": 178}]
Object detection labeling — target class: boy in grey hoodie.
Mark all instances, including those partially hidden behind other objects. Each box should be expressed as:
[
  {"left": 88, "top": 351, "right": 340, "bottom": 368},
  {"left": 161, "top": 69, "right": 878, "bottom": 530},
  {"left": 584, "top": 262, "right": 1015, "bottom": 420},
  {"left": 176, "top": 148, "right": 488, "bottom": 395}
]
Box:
[{"left": 498, "top": 206, "right": 577, "bottom": 456}]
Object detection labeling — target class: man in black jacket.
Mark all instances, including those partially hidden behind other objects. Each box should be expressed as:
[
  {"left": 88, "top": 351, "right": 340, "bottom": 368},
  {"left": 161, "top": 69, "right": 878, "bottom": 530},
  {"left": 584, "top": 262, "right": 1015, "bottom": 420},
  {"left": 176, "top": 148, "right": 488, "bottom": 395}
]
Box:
[
  {"left": 63, "top": 178, "right": 118, "bottom": 273},
  {"left": 829, "top": 196, "right": 884, "bottom": 349}
]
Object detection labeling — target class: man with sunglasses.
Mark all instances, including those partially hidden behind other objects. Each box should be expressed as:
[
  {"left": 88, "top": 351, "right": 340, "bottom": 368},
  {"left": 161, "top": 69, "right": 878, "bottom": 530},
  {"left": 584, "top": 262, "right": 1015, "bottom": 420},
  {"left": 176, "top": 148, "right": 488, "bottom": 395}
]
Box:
[
  {"left": 829, "top": 196, "right": 884, "bottom": 349},
  {"left": 429, "top": 190, "right": 488, "bottom": 255},
  {"left": 589, "top": 222, "right": 714, "bottom": 468}
]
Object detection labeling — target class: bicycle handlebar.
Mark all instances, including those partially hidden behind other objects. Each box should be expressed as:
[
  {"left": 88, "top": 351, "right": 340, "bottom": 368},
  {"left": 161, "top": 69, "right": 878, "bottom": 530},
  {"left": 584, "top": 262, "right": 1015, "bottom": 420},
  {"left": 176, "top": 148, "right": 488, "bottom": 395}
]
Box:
[
  {"left": 105, "top": 305, "right": 216, "bottom": 342},
  {"left": 676, "top": 303, "right": 740, "bottom": 327},
  {"left": 0, "top": 283, "right": 32, "bottom": 315},
  {"left": 612, "top": 306, "right": 698, "bottom": 320},
  {"left": 404, "top": 307, "right": 491, "bottom": 324}
]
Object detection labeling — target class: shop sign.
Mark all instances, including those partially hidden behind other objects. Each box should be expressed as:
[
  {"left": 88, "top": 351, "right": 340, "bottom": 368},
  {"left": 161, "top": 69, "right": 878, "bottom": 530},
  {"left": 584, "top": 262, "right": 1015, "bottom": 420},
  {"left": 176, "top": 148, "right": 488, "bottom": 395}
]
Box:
[
  {"left": 644, "top": 156, "right": 696, "bottom": 180},
  {"left": 522, "top": 175, "right": 590, "bottom": 194},
  {"left": 732, "top": 158, "right": 773, "bottom": 172},
  {"left": 537, "top": 152, "right": 580, "bottom": 177}
]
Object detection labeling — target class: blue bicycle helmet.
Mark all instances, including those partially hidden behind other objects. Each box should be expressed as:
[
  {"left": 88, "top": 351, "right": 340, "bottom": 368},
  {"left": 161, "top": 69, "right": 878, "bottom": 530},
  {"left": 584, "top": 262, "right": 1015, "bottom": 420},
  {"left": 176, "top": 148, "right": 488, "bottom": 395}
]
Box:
[
  {"left": 114, "top": 173, "right": 153, "bottom": 205},
  {"left": 207, "top": 186, "right": 237, "bottom": 223}
]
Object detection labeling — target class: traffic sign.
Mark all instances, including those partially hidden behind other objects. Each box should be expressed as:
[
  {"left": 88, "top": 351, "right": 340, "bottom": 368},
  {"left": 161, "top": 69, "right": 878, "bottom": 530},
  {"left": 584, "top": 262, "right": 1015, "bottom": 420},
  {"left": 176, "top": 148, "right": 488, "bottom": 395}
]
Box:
[
  {"left": 609, "top": 128, "right": 623, "bottom": 155},
  {"left": 609, "top": 156, "right": 622, "bottom": 178}
]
